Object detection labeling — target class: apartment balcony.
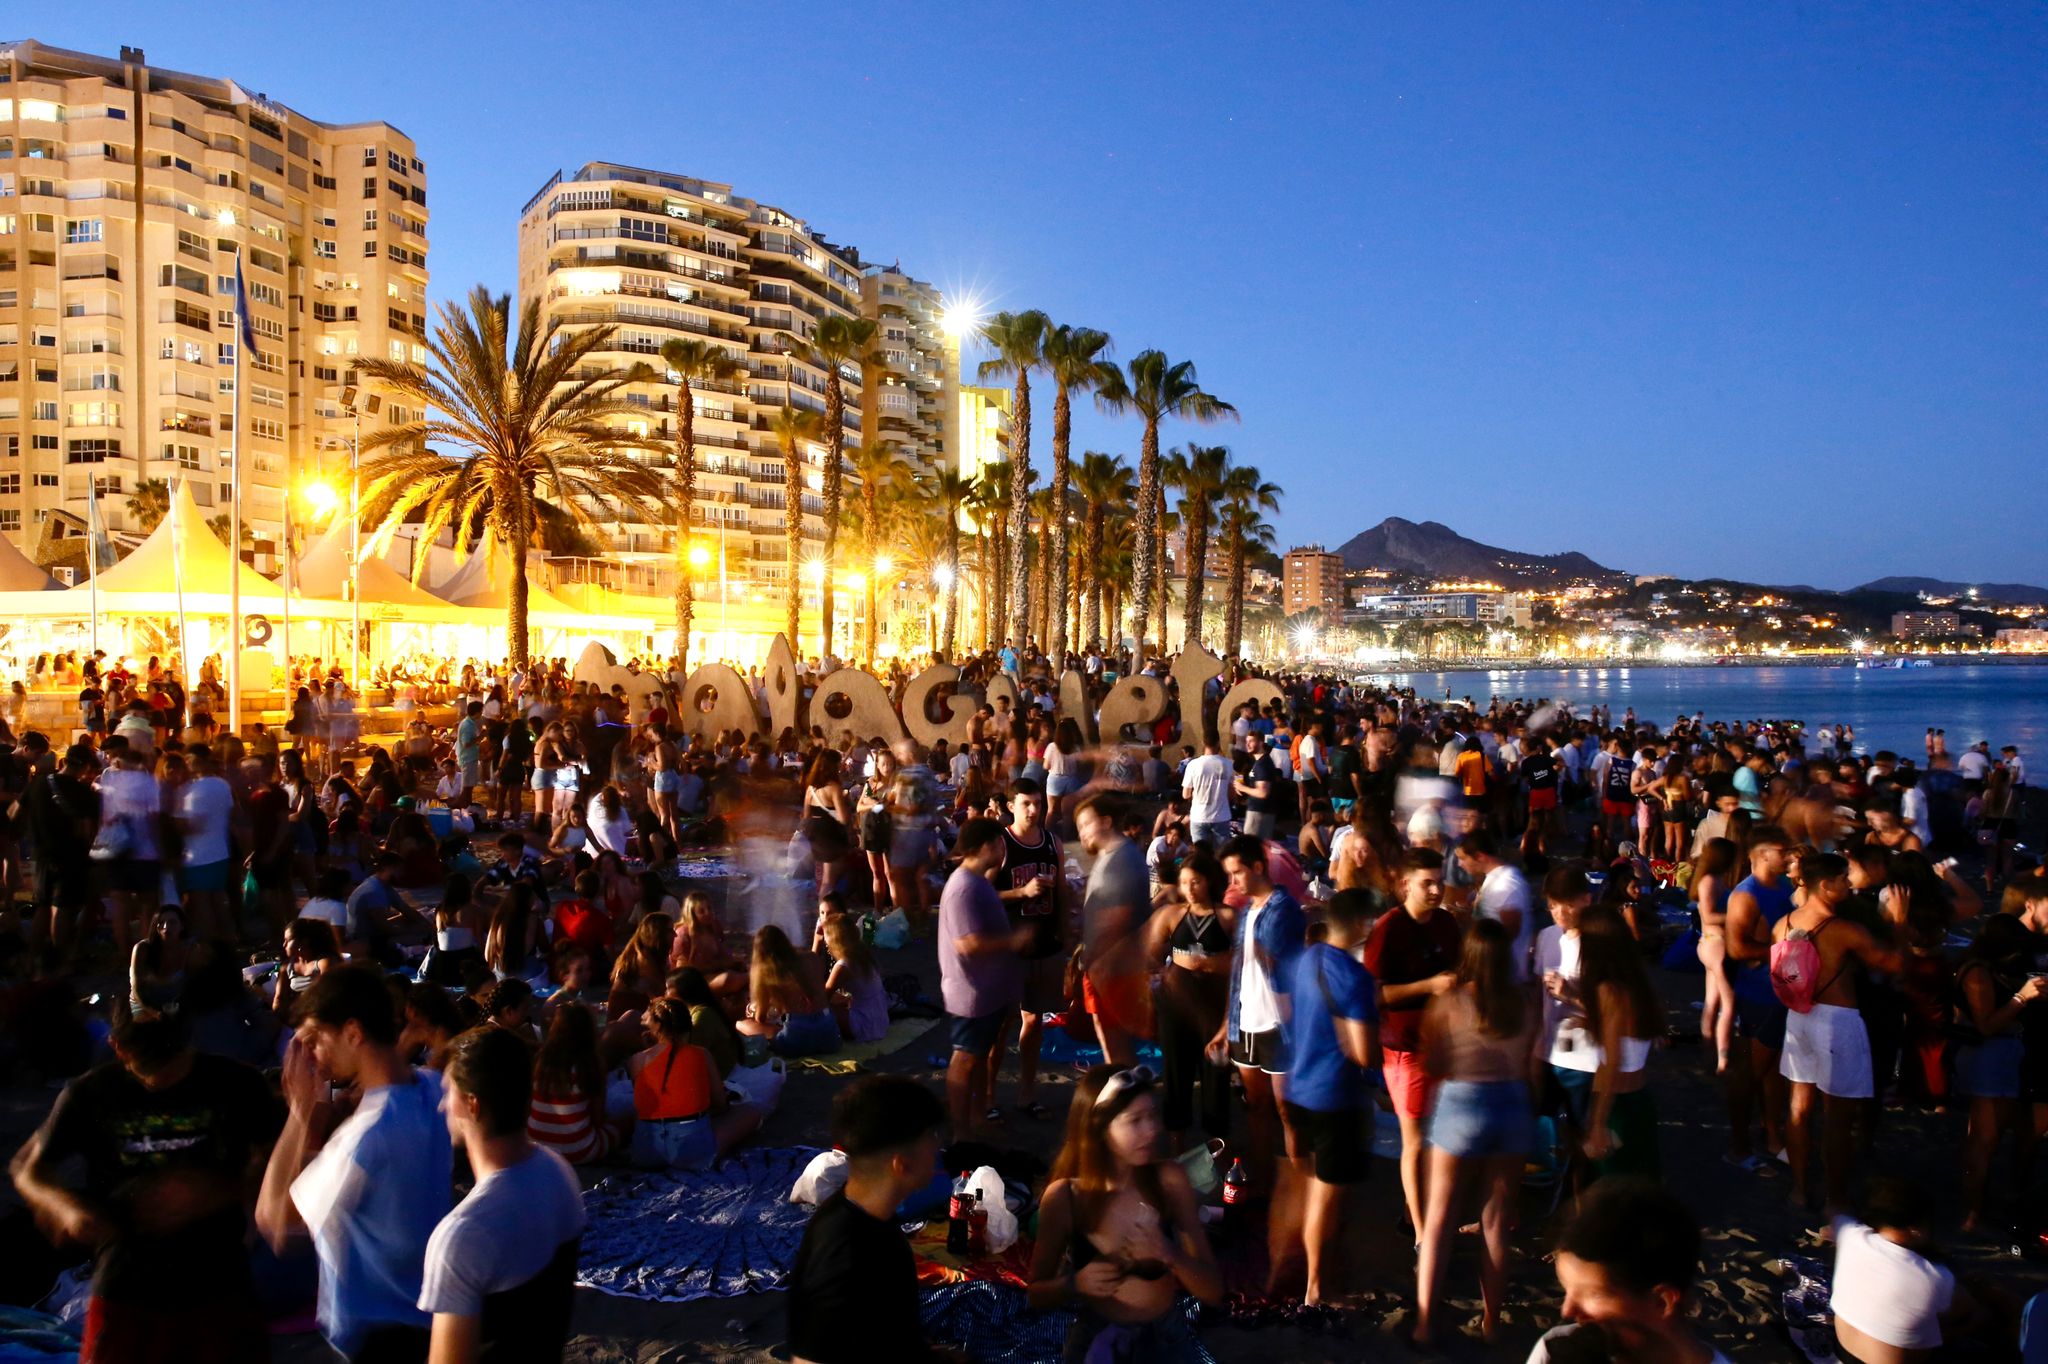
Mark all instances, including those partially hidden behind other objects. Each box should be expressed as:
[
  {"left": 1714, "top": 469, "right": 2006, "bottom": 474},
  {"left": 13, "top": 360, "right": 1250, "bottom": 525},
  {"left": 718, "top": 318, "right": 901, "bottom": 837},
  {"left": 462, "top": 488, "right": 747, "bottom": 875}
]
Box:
[{"left": 161, "top": 413, "right": 213, "bottom": 437}]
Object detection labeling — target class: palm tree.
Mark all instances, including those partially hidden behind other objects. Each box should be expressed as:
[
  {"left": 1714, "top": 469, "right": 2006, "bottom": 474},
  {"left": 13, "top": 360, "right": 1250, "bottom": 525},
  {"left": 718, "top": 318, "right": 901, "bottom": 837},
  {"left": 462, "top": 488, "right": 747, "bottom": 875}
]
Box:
[
  {"left": 846, "top": 441, "right": 913, "bottom": 664},
  {"left": 924, "top": 470, "right": 976, "bottom": 657},
  {"left": 1040, "top": 324, "right": 1115, "bottom": 666},
  {"left": 963, "top": 472, "right": 1005, "bottom": 649},
  {"left": 770, "top": 404, "right": 825, "bottom": 649},
  {"left": 974, "top": 311, "right": 1048, "bottom": 649},
  {"left": 658, "top": 337, "right": 745, "bottom": 671},
  {"left": 1072, "top": 451, "right": 1134, "bottom": 651},
  {"left": 356, "top": 288, "right": 665, "bottom": 667},
  {"left": 1164, "top": 444, "right": 1231, "bottom": 650},
  {"left": 1217, "top": 463, "right": 1281, "bottom": 658},
  {"left": 126, "top": 479, "right": 171, "bottom": 533},
  {"left": 1095, "top": 351, "right": 1236, "bottom": 669},
  {"left": 779, "top": 317, "right": 878, "bottom": 658}
]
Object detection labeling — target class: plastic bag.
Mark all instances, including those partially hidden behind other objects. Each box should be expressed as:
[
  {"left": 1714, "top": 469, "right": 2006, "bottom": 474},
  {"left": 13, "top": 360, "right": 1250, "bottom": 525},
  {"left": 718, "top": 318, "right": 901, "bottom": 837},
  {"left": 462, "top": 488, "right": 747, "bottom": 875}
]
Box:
[
  {"left": 966, "top": 1165, "right": 1017, "bottom": 1252},
  {"left": 725, "top": 1055, "right": 787, "bottom": 1112},
  {"left": 872, "top": 909, "right": 911, "bottom": 950},
  {"left": 790, "top": 1149, "right": 849, "bottom": 1206}
]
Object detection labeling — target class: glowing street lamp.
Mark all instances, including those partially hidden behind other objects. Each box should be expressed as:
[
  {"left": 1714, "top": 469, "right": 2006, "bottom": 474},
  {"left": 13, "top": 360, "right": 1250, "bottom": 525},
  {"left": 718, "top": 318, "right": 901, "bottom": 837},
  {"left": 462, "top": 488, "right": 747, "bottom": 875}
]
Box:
[
  {"left": 687, "top": 543, "right": 712, "bottom": 569},
  {"left": 874, "top": 555, "right": 893, "bottom": 577},
  {"left": 300, "top": 480, "right": 340, "bottom": 518},
  {"left": 933, "top": 563, "right": 956, "bottom": 589}
]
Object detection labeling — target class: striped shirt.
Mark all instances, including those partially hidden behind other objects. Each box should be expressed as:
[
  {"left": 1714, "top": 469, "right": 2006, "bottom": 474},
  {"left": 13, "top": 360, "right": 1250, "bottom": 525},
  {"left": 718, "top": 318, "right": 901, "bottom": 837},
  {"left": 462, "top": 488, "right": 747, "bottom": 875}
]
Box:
[{"left": 528, "top": 1079, "right": 610, "bottom": 1165}]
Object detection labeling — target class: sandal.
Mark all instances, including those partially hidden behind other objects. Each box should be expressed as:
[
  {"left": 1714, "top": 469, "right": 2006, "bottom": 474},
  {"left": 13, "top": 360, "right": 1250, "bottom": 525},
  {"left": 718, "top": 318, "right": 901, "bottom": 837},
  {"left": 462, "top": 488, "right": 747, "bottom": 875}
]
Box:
[
  {"left": 1022, "top": 1101, "right": 1051, "bottom": 1120},
  {"left": 984, "top": 1106, "right": 1007, "bottom": 1124}
]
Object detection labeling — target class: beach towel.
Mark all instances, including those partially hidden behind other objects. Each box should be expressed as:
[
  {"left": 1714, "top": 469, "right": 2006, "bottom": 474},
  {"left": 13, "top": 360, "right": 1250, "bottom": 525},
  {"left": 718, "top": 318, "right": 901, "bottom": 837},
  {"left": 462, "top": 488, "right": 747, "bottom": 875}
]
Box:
[
  {"left": 917, "top": 1281, "right": 1217, "bottom": 1364},
  {"left": 1032, "top": 1027, "right": 1165, "bottom": 1070},
  {"left": 576, "top": 1146, "right": 823, "bottom": 1302},
  {"left": 788, "top": 1016, "right": 940, "bottom": 1074}
]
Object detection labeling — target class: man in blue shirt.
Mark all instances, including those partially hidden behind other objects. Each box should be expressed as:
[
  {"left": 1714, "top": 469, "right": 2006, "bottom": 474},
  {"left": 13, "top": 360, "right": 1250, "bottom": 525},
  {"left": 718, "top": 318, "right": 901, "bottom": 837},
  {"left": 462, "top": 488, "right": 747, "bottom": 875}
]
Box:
[{"left": 1283, "top": 890, "right": 1379, "bottom": 1308}]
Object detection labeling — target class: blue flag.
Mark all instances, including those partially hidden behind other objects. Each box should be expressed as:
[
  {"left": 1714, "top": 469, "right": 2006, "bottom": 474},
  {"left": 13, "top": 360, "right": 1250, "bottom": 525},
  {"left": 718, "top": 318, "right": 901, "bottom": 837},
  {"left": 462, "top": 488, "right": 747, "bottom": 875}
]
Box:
[{"left": 234, "top": 253, "right": 259, "bottom": 359}]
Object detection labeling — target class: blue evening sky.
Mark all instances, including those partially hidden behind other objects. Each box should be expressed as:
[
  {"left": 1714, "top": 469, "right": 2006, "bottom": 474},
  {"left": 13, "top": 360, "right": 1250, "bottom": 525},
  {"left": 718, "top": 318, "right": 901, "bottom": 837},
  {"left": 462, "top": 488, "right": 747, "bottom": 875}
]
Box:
[{"left": 39, "top": 3, "right": 2048, "bottom": 588}]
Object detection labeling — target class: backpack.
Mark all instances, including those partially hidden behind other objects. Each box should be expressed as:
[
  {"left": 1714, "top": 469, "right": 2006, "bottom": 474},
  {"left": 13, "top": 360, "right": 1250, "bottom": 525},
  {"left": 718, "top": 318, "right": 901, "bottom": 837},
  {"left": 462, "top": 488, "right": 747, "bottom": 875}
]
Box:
[{"left": 1769, "top": 918, "right": 1840, "bottom": 1014}]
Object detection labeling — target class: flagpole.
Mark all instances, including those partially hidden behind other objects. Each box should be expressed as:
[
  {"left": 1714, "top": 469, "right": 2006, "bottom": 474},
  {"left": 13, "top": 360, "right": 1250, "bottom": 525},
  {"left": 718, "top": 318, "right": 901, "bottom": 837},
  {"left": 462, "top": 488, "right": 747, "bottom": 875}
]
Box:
[
  {"left": 170, "top": 477, "right": 190, "bottom": 694},
  {"left": 226, "top": 219, "right": 247, "bottom": 740},
  {"left": 86, "top": 479, "right": 101, "bottom": 657},
  {"left": 282, "top": 479, "right": 292, "bottom": 685}
]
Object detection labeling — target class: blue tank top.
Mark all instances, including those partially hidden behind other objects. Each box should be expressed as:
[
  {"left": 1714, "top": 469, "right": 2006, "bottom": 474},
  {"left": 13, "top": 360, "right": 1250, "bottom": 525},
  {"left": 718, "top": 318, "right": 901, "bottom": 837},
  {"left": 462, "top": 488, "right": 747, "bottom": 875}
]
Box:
[{"left": 1734, "top": 873, "right": 1795, "bottom": 928}]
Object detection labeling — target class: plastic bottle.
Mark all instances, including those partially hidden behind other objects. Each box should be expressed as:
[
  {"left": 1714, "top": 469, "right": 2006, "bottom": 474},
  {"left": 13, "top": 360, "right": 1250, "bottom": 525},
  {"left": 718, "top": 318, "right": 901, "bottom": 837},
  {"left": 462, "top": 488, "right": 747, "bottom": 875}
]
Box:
[
  {"left": 967, "top": 1189, "right": 988, "bottom": 1255},
  {"left": 859, "top": 911, "right": 878, "bottom": 946},
  {"left": 946, "top": 1173, "right": 970, "bottom": 1255},
  {"left": 1221, "top": 1157, "right": 1248, "bottom": 1239}
]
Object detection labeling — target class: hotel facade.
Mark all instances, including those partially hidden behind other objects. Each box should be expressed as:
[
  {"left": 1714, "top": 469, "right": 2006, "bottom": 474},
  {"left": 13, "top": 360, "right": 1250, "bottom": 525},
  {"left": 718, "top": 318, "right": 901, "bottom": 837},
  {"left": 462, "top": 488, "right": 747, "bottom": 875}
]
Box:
[{"left": 0, "top": 39, "right": 427, "bottom": 567}]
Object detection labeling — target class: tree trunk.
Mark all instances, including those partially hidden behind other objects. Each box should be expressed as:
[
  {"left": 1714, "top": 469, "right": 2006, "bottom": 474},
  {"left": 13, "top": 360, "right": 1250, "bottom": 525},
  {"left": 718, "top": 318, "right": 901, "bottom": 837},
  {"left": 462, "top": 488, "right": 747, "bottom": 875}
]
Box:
[
  {"left": 1130, "top": 417, "right": 1160, "bottom": 671},
  {"left": 507, "top": 504, "right": 531, "bottom": 670},
  {"left": 783, "top": 435, "right": 802, "bottom": 649},
  {"left": 673, "top": 378, "right": 696, "bottom": 672},
  {"left": 1152, "top": 480, "right": 1169, "bottom": 657},
  {"left": 1005, "top": 373, "right": 1032, "bottom": 647},
  {"left": 1181, "top": 494, "right": 1209, "bottom": 650},
  {"left": 1048, "top": 382, "right": 1072, "bottom": 666},
  {"left": 940, "top": 526, "right": 959, "bottom": 657},
  {"left": 1225, "top": 534, "right": 1246, "bottom": 659},
  {"left": 1083, "top": 505, "right": 1104, "bottom": 651},
  {"left": 861, "top": 486, "right": 880, "bottom": 665},
  {"left": 821, "top": 373, "right": 844, "bottom": 661},
  {"left": 989, "top": 513, "right": 1009, "bottom": 651},
  {"left": 1068, "top": 535, "right": 1083, "bottom": 655}
]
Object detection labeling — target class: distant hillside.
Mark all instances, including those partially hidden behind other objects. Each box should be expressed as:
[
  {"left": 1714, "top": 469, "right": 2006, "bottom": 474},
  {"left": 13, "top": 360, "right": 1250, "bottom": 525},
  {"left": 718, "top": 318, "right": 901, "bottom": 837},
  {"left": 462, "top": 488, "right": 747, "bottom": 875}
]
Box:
[
  {"left": 1337, "top": 517, "right": 1629, "bottom": 587},
  {"left": 1853, "top": 576, "right": 2048, "bottom": 606}
]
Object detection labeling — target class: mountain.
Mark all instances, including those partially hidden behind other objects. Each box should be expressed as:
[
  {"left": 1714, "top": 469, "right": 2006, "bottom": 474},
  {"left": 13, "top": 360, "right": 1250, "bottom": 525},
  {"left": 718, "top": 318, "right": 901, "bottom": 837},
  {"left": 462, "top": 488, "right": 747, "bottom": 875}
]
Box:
[
  {"left": 1336, "top": 517, "right": 1629, "bottom": 587},
  {"left": 1852, "top": 576, "right": 2048, "bottom": 607}
]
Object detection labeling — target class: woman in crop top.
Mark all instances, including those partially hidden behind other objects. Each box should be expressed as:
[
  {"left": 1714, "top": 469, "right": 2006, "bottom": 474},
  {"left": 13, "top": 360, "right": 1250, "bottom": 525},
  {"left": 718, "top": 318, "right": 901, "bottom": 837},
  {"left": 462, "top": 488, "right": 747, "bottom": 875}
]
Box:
[
  {"left": 1693, "top": 836, "right": 1740, "bottom": 1074},
  {"left": 1141, "top": 852, "right": 1237, "bottom": 1149},
  {"left": 1577, "top": 905, "right": 1663, "bottom": 1180},
  {"left": 1027, "top": 1066, "right": 1220, "bottom": 1362},
  {"left": 1415, "top": 918, "right": 1541, "bottom": 1347},
  {"left": 626, "top": 997, "right": 761, "bottom": 1169}
]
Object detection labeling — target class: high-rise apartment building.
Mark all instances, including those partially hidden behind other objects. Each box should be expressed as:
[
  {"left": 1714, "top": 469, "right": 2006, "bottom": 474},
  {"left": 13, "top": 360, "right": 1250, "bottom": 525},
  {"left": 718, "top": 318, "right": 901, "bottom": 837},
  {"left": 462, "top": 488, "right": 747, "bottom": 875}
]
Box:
[
  {"left": 858, "top": 265, "right": 956, "bottom": 479},
  {"left": 517, "top": 163, "right": 877, "bottom": 602},
  {"left": 956, "top": 384, "right": 1011, "bottom": 485},
  {"left": 1283, "top": 543, "right": 1346, "bottom": 625},
  {"left": 0, "top": 39, "right": 428, "bottom": 558}
]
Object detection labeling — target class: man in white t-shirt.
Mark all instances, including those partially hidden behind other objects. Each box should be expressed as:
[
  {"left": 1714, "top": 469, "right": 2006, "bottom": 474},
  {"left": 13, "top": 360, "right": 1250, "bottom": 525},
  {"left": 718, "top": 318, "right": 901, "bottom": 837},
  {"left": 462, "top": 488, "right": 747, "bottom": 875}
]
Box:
[
  {"left": 257, "top": 965, "right": 452, "bottom": 1362},
  {"left": 1455, "top": 832, "right": 1534, "bottom": 981},
  {"left": 420, "top": 1028, "right": 586, "bottom": 1363},
  {"left": 175, "top": 747, "right": 239, "bottom": 937},
  {"left": 1181, "top": 735, "right": 1235, "bottom": 849},
  {"left": 1529, "top": 1180, "right": 1734, "bottom": 1364}
]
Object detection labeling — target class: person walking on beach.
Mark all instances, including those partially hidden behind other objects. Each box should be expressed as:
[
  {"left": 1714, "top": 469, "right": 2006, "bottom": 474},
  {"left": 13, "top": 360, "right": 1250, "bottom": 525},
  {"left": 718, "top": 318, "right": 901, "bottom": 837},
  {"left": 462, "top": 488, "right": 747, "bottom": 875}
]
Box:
[
  {"left": 1722, "top": 827, "right": 1795, "bottom": 1170},
  {"left": 937, "top": 817, "right": 1033, "bottom": 1137}
]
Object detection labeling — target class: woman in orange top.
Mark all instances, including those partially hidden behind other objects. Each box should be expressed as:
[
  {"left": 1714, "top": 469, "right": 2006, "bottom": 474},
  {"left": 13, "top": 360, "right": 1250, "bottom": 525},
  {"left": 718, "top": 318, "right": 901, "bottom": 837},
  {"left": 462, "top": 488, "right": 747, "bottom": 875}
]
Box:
[{"left": 626, "top": 997, "right": 761, "bottom": 1169}]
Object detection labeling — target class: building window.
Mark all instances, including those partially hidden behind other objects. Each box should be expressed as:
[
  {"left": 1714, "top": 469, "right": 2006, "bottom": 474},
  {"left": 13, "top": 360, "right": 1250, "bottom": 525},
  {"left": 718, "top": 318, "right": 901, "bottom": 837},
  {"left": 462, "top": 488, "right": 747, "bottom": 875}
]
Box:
[
  {"left": 66, "top": 438, "right": 119, "bottom": 463},
  {"left": 34, "top": 474, "right": 57, "bottom": 488},
  {"left": 364, "top": 240, "right": 377, "bottom": 257},
  {"left": 362, "top": 209, "right": 378, "bottom": 231},
  {"left": 0, "top": 511, "right": 19, "bottom": 532},
  {"left": 362, "top": 176, "right": 376, "bottom": 199},
  {"left": 162, "top": 443, "right": 201, "bottom": 469},
  {"left": 31, "top": 435, "right": 57, "bottom": 451},
  {"left": 0, "top": 474, "right": 18, "bottom": 495},
  {"left": 64, "top": 218, "right": 101, "bottom": 244},
  {"left": 362, "top": 147, "right": 377, "bottom": 166}
]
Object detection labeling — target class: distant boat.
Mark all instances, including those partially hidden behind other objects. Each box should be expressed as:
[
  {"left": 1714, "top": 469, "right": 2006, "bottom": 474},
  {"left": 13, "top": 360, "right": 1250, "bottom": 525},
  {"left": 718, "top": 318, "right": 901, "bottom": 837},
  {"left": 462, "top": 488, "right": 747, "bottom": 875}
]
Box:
[{"left": 1856, "top": 655, "right": 1905, "bottom": 670}]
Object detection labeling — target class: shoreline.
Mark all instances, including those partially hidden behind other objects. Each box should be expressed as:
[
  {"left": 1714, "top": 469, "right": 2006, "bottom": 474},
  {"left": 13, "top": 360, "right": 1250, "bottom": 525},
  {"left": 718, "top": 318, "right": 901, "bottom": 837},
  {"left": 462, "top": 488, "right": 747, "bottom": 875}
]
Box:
[{"left": 1352, "top": 654, "right": 2046, "bottom": 671}]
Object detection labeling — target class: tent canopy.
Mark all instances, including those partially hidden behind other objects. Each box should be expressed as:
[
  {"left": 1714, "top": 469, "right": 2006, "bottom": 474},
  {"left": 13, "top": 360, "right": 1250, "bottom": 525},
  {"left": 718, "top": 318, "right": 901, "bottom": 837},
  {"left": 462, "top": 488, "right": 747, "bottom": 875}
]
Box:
[
  {"left": 92, "top": 478, "right": 280, "bottom": 599},
  {"left": 431, "top": 541, "right": 578, "bottom": 617},
  {"left": 0, "top": 531, "right": 62, "bottom": 592},
  {"left": 295, "top": 522, "right": 452, "bottom": 609}
]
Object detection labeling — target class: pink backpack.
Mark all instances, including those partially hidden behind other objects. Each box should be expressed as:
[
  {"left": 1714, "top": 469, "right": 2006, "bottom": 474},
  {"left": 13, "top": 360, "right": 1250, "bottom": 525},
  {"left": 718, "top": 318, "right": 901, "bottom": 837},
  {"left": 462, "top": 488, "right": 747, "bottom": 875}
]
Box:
[{"left": 1769, "top": 918, "right": 1839, "bottom": 1014}]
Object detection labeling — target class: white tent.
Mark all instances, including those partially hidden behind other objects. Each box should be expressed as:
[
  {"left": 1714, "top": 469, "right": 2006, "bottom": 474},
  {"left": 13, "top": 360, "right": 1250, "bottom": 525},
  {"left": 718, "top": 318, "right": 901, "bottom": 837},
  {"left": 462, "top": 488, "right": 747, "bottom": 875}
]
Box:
[
  {"left": 431, "top": 543, "right": 580, "bottom": 618},
  {"left": 90, "top": 477, "right": 281, "bottom": 604},
  {"left": 0, "top": 531, "right": 63, "bottom": 592},
  {"left": 294, "top": 522, "right": 452, "bottom": 609}
]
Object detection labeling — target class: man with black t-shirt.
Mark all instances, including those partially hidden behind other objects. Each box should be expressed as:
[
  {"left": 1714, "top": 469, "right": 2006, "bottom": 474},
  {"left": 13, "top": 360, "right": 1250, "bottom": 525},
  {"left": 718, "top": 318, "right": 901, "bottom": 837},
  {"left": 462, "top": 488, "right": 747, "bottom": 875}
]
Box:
[
  {"left": 1520, "top": 737, "right": 1560, "bottom": 856},
  {"left": 988, "top": 779, "right": 1068, "bottom": 1121},
  {"left": 788, "top": 1076, "right": 956, "bottom": 1364},
  {"left": 20, "top": 742, "right": 99, "bottom": 954},
  {"left": 12, "top": 1011, "right": 281, "bottom": 1362}
]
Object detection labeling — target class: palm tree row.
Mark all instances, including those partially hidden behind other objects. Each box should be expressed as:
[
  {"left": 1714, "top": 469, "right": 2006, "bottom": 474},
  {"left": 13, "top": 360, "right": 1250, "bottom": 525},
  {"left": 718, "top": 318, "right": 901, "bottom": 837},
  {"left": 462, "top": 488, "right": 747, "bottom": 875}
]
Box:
[{"left": 338, "top": 285, "right": 1273, "bottom": 671}]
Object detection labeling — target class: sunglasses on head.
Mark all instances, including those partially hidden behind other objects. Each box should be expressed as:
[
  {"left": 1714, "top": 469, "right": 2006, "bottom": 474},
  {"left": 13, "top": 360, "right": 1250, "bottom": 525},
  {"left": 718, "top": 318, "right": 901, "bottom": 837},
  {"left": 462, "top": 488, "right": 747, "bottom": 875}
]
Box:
[{"left": 1094, "top": 1065, "right": 1156, "bottom": 1109}]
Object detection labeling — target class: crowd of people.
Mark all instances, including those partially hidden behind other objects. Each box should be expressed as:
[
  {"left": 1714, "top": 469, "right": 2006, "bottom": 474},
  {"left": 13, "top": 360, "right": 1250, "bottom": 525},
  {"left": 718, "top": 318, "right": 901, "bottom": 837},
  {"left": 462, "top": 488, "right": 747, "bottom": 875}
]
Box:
[{"left": 0, "top": 635, "right": 2041, "bottom": 1363}]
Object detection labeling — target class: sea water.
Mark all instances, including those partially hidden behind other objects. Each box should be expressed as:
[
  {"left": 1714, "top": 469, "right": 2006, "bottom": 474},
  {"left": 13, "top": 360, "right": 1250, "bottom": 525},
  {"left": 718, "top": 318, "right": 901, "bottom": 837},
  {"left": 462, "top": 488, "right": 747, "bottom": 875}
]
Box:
[{"left": 1371, "top": 664, "right": 2048, "bottom": 759}]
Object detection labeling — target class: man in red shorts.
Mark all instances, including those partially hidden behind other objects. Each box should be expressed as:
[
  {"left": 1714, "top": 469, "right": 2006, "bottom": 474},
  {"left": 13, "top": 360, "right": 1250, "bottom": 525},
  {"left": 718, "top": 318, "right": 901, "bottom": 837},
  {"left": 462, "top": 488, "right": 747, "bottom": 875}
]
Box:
[{"left": 1363, "top": 849, "right": 1462, "bottom": 1241}]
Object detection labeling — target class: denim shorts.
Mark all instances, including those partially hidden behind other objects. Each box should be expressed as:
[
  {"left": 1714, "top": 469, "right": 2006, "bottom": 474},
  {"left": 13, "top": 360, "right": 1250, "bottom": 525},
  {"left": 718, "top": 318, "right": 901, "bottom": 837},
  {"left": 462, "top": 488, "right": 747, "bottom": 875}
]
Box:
[
  {"left": 1956, "top": 1036, "right": 2023, "bottom": 1100},
  {"left": 951, "top": 1009, "right": 1005, "bottom": 1055},
  {"left": 1428, "top": 1079, "right": 1533, "bottom": 1158},
  {"left": 180, "top": 859, "right": 231, "bottom": 894},
  {"left": 632, "top": 1114, "right": 715, "bottom": 1170}
]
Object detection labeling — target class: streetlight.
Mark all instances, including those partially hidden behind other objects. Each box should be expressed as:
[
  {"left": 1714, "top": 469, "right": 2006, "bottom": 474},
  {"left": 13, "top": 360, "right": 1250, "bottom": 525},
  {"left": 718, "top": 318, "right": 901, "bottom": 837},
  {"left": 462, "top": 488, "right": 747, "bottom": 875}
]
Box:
[{"left": 338, "top": 385, "right": 381, "bottom": 690}]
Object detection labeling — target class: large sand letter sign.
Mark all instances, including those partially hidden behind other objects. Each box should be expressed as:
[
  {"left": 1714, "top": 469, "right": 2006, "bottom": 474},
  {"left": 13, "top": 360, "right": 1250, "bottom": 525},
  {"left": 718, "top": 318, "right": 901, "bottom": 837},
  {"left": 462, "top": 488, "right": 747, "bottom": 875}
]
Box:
[
  {"left": 810, "top": 667, "right": 908, "bottom": 748},
  {"left": 1097, "top": 672, "right": 1167, "bottom": 745},
  {"left": 761, "top": 635, "right": 802, "bottom": 738},
  {"left": 902, "top": 663, "right": 974, "bottom": 748},
  {"left": 675, "top": 663, "right": 758, "bottom": 740}
]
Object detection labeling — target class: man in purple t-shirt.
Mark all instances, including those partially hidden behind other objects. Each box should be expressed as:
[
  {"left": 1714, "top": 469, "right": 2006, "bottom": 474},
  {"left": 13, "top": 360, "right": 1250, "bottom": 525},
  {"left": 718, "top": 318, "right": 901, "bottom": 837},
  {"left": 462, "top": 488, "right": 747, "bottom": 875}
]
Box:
[{"left": 939, "top": 817, "right": 1034, "bottom": 1138}]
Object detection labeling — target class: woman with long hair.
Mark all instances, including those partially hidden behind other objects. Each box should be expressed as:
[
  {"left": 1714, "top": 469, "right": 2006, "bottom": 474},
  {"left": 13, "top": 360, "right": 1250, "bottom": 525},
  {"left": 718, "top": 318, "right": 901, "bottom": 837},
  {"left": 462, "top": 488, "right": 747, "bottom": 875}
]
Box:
[
  {"left": 486, "top": 883, "right": 545, "bottom": 982},
  {"left": 1026, "top": 1066, "right": 1221, "bottom": 1361},
  {"left": 128, "top": 904, "right": 192, "bottom": 1020},
  {"left": 627, "top": 996, "right": 761, "bottom": 1169},
  {"left": 821, "top": 915, "right": 889, "bottom": 1043},
  {"left": 800, "top": 749, "right": 854, "bottom": 890},
  {"left": 609, "top": 913, "right": 674, "bottom": 1017},
  {"left": 670, "top": 892, "right": 744, "bottom": 1000},
  {"left": 1045, "top": 717, "right": 1085, "bottom": 832},
  {"left": 1954, "top": 913, "right": 2042, "bottom": 1232},
  {"left": 856, "top": 746, "right": 898, "bottom": 910},
  {"left": 736, "top": 924, "right": 840, "bottom": 1056},
  {"left": 530, "top": 1001, "right": 626, "bottom": 1165},
  {"left": 587, "top": 783, "right": 634, "bottom": 859},
  {"left": 1575, "top": 904, "right": 1664, "bottom": 1179},
  {"left": 1140, "top": 851, "right": 1236, "bottom": 1151},
  {"left": 271, "top": 916, "right": 342, "bottom": 1021},
  {"left": 1693, "top": 836, "right": 1740, "bottom": 1073},
  {"left": 1414, "top": 917, "right": 1539, "bottom": 1347}
]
